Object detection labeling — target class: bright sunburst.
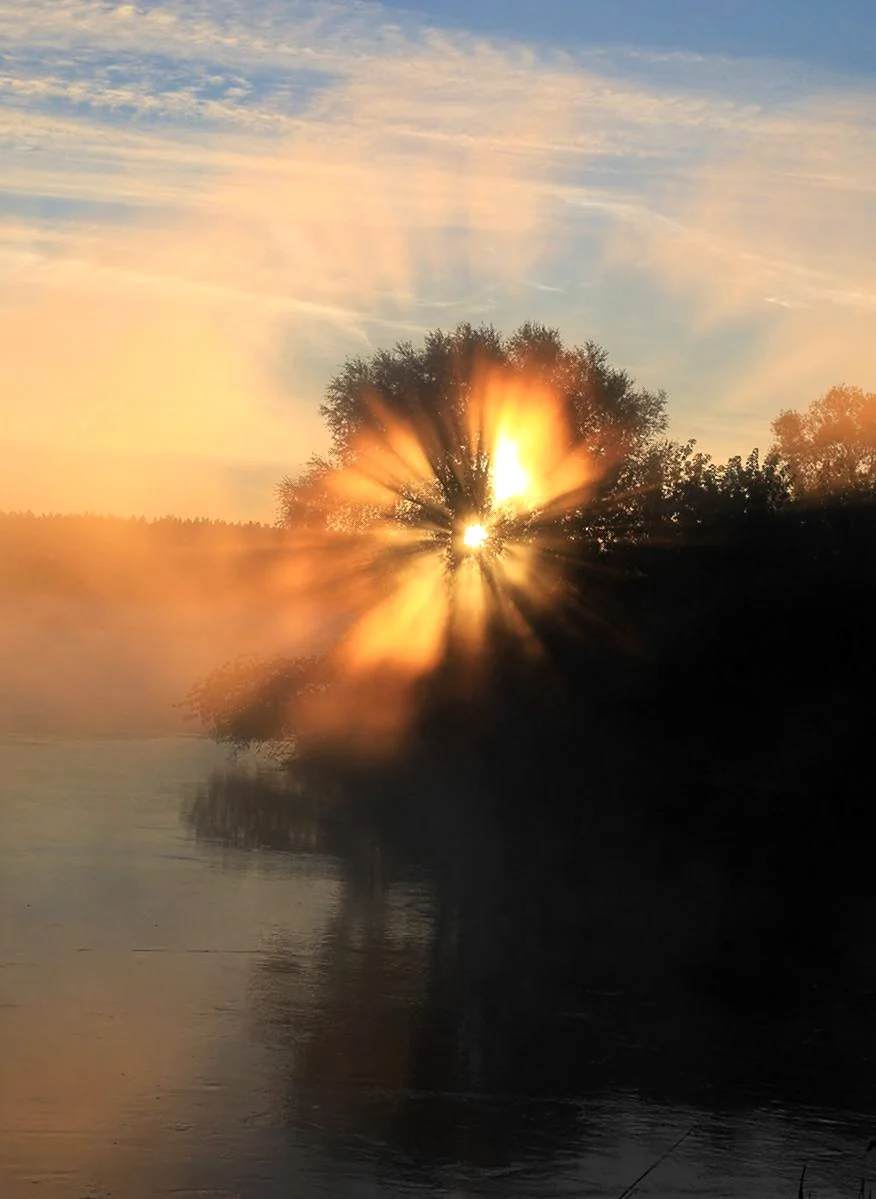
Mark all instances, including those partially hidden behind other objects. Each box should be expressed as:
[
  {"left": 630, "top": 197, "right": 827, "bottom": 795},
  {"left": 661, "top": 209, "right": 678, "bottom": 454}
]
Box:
[
  {"left": 463, "top": 522, "right": 489, "bottom": 550},
  {"left": 278, "top": 357, "right": 602, "bottom": 750}
]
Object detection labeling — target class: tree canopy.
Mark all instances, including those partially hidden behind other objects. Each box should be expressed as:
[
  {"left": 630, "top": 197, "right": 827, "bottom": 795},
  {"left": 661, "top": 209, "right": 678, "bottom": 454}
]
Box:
[
  {"left": 278, "top": 322, "right": 674, "bottom": 548},
  {"left": 321, "top": 323, "right": 667, "bottom": 460},
  {"left": 771, "top": 384, "right": 876, "bottom": 497}
]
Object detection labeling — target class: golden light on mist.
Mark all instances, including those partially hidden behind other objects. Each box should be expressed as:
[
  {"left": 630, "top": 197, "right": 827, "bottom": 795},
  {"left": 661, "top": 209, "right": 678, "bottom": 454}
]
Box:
[
  {"left": 463, "top": 522, "right": 489, "bottom": 550},
  {"left": 279, "top": 362, "right": 599, "bottom": 753}
]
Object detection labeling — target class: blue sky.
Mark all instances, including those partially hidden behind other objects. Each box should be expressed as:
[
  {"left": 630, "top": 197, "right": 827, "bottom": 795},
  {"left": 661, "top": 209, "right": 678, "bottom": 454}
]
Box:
[
  {"left": 0, "top": 0, "right": 873, "bottom": 519},
  {"left": 408, "top": 0, "right": 876, "bottom": 77}
]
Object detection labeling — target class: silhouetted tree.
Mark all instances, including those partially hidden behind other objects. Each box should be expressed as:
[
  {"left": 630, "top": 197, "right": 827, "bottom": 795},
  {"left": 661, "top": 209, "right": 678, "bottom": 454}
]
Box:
[
  {"left": 185, "top": 654, "right": 327, "bottom": 754},
  {"left": 771, "top": 384, "right": 876, "bottom": 497},
  {"left": 636, "top": 443, "right": 790, "bottom": 541},
  {"left": 278, "top": 322, "right": 674, "bottom": 548}
]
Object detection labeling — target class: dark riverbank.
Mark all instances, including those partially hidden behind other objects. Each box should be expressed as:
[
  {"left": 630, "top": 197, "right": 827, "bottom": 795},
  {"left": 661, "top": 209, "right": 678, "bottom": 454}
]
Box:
[{"left": 182, "top": 493, "right": 876, "bottom": 1182}]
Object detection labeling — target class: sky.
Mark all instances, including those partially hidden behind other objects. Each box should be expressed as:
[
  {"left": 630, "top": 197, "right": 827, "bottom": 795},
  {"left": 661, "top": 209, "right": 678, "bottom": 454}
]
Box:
[{"left": 1, "top": 0, "right": 874, "bottom": 520}]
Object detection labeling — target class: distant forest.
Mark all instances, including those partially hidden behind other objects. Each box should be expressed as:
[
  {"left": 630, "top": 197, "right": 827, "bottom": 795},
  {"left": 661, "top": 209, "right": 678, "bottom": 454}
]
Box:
[{"left": 0, "top": 512, "right": 288, "bottom": 604}]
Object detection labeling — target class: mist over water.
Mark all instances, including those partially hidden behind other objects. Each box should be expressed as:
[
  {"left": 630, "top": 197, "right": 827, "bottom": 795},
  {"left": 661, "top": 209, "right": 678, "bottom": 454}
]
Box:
[
  {"left": 2, "top": 737, "right": 874, "bottom": 1198},
  {"left": 0, "top": 515, "right": 318, "bottom": 736}
]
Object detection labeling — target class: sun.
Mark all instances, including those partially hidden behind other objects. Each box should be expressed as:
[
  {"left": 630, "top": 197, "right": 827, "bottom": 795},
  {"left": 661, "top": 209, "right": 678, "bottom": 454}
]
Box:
[{"left": 463, "top": 522, "right": 489, "bottom": 551}]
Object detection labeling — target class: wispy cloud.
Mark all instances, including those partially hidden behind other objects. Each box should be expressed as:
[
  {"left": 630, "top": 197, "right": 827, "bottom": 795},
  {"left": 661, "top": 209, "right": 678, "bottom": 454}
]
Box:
[
  {"left": 0, "top": 0, "right": 874, "bottom": 514},
  {"left": 606, "top": 87, "right": 876, "bottom": 432}
]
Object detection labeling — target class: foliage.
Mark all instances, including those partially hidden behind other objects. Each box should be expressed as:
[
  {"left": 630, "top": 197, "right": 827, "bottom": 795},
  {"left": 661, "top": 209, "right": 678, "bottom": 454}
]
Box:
[
  {"left": 278, "top": 322, "right": 671, "bottom": 547},
  {"left": 184, "top": 654, "right": 327, "bottom": 754},
  {"left": 771, "top": 384, "right": 876, "bottom": 497},
  {"left": 644, "top": 443, "right": 791, "bottom": 538}
]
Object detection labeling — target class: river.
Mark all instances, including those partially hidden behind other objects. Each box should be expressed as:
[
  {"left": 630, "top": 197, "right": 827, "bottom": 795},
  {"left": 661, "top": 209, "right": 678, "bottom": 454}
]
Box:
[{"left": 1, "top": 737, "right": 873, "bottom": 1197}]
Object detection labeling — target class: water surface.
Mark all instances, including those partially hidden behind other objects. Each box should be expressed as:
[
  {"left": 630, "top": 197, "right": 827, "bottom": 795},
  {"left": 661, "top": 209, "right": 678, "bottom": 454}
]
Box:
[{"left": 1, "top": 737, "right": 873, "bottom": 1197}]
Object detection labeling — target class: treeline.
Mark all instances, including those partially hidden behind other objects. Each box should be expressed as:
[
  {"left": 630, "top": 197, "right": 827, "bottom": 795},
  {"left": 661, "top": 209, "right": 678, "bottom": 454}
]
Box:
[
  {"left": 0, "top": 511, "right": 289, "bottom": 604},
  {"left": 1, "top": 512, "right": 274, "bottom": 531}
]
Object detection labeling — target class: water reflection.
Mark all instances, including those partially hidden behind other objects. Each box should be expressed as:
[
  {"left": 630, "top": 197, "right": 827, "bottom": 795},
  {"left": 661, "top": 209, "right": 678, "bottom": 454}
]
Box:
[
  {"left": 3, "top": 739, "right": 874, "bottom": 1197},
  {"left": 183, "top": 764, "right": 876, "bottom": 1192}
]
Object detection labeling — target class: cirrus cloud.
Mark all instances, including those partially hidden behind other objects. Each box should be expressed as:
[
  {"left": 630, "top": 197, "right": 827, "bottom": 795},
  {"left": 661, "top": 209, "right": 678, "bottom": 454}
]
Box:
[{"left": 0, "top": 0, "right": 874, "bottom": 515}]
